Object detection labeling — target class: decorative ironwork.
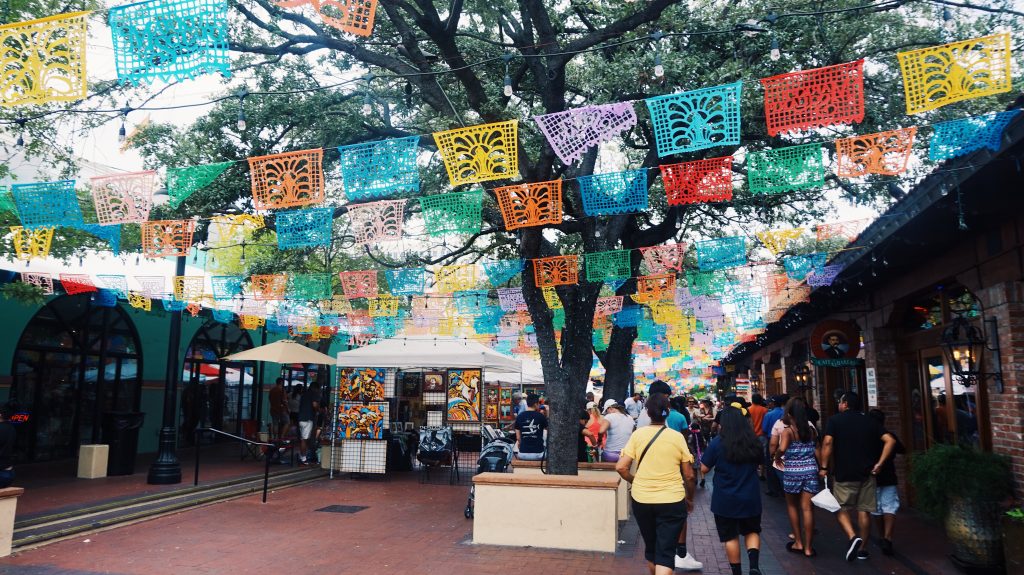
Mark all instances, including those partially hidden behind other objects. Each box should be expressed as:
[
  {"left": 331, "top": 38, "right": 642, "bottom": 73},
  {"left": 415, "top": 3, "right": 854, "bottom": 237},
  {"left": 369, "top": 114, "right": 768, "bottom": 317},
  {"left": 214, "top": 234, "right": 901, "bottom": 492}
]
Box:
[
  {"left": 483, "top": 259, "right": 524, "bottom": 286},
  {"left": 493, "top": 180, "right": 562, "bottom": 230},
  {"left": 533, "top": 255, "right": 579, "bottom": 287},
  {"left": 835, "top": 127, "right": 917, "bottom": 177},
  {"left": 167, "top": 161, "right": 232, "bottom": 208},
  {"left": 10, "top": 225, "right": 53, "bottom": 260},
  {"left": 645, "top": 81, "right": 742, "bottom": 157},
  {"left": 276, "top": 0, "right": 377, "bottom": 36},
  {"left": 419, "top": 190, "right": 483, "bottom": 235},
  {"left": 337, "top": 136, "right": 419, "bottom": 201},
  {"left": 248, "top": 148, "right": 324, "bottom": 209},
  {"left": 108, "top": 0, "right": 230, "bottom": 84},
  {"left": 141, "top": 219, "right": 195, "bottom": 258},
  {"left": 761, "top": 60, "right": 865, "bottom": 136},
  {"left": 695, "top": 236, "right": 746, "bottom": 271},
  {"left": 91, "top": 171, "right": 156, "bottom": 224},
  {"left": 929, "top": 110, "right": 1022, "bottom": 161},
  {"left": 577, "top": 169, "right": 648, "bottom": 216},
  {"left": 584, "top": 250, "right": 632, "bottom": 283},
  {"left": 897, "top": 33, "right": 1012, "bottom": 115},
  {"left": 347, "top": 198, "right": 405, "bottom": 245},
  {"left": 0, "top": 12, "right": 88, "bottom": 106},
  {"left": 433, "top": 120, "right": 518, "bottom": 186},
  {"left": 533, "top": 102, "right": 637, "bottom": 164},
  {"left": 250, "top": 274, "right": 288, "bottom": 301},
  {"left": 11, "top": 180, "right": 82, "bottom": 228},
  {"left": 338, "top": 270, "right": 378, "bottom": 299},
  {"left": 747, "top": 143, "right": 825, "bottom": 194},
  {"left": 276, "top": 206, "right": 333, "bottom": 249},
  {"left": 640, "top": 243, "right": 686, "bottom": 275},
  {"left": 385, "top": 267, "right": 425, "bottom": 296}
]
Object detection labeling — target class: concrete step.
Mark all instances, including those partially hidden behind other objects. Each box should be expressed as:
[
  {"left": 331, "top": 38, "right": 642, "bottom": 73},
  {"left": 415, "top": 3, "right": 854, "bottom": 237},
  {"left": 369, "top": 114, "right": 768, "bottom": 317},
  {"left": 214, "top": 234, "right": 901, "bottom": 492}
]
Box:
[{"left": 13, "top": 467, "right": 325, "bottom": 550}]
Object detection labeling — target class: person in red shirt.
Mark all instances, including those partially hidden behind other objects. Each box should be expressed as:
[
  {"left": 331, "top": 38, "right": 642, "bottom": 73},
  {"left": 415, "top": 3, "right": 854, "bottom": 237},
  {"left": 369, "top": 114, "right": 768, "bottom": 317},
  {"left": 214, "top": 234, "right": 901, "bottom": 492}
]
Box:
[{"left": 748, "top": 394, "right": 769, "bottom": 480}]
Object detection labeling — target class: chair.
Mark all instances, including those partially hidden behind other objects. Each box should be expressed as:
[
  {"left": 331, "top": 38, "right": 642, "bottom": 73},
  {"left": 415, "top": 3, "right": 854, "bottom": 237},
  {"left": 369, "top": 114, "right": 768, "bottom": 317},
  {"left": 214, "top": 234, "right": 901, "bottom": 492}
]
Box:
[{"left": 240, "top": 419, "right": 263, "bottom": 461}]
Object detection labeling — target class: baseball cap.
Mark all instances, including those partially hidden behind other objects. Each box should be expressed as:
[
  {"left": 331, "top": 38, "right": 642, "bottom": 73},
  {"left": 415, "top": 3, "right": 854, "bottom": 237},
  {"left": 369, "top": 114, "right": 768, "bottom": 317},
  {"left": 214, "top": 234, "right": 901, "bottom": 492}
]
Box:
[
  {"left": 602, "top": 398, "right": 623, "bottom": 413},
  {"left": 585, "top": 401, "right": 596, "bottom": 411}
]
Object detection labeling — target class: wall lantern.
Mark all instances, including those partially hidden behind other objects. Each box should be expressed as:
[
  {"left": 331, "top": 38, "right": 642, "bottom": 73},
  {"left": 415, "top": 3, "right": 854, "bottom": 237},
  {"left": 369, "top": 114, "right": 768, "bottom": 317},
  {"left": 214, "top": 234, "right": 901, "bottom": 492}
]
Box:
[
  {"left": 941, "top": 313, "right": 1003, "bottom": 393},
  {"left": 792, "top": 363, "right": 812, "bottom": 389}
]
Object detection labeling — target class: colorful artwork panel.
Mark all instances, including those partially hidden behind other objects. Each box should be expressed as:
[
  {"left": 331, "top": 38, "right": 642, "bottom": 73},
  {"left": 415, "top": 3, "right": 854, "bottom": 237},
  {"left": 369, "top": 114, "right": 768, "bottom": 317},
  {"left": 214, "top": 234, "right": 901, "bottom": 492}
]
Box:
[
  {"left": 338, "top": 367, "right": 386, "bottom": 401},
  {"left": 761, "top": 60, "right": 865, "bottom": 136},
  {"left": 446, "top": 368, "right": 481, "bottom": 422}
]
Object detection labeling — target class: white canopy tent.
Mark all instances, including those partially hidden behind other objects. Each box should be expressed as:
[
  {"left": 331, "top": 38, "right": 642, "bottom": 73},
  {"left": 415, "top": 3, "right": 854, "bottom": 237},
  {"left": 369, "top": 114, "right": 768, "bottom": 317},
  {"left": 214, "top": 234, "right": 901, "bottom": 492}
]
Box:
[
  {"left": 335, "top": 336, "right": 522, "bottom": 372},
  {"left": 486, "top": 359, "right": 544, "bottom": 385}
]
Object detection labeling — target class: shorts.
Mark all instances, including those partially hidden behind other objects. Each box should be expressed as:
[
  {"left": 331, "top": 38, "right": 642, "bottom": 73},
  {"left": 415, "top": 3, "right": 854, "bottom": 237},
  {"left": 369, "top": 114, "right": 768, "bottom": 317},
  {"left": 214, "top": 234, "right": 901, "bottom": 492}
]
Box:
[
  {"left": 783, "top": 472, "right": 820, "bottom": 495},
  {"left": 299, "top": 420, "right": 314, "bottom": 440},
  {"left": 713, "top": 514, "right": 762, "bottom": 542},
  {"left": 833, "top": 477, "right": 877, "bottom": 513},
  {"left": 631, "top": 498, "right": 688, "bottom": 568},
  {"left": 601, "top": 450, "right": 621, "bottom": 463},
  {"left": 872, "top": 485, "right": 900, "bottom": 516},
  {"left": 271, "top": 411, "right": 290, "bottom": 427}
]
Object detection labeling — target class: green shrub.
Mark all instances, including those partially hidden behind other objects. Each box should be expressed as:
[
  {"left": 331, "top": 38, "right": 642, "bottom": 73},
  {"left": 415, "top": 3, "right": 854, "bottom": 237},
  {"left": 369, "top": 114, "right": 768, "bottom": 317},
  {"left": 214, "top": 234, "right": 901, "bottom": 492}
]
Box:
[{"left": 910, "top": 444, "right": 1013, "bottom": 520}]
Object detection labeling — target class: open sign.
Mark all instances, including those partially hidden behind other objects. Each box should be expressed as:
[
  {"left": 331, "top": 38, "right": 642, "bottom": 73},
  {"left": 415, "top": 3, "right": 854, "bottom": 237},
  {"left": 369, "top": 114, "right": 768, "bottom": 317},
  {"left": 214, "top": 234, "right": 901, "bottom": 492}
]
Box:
[{"left": 10, "top": 412, "right": 29, "bottom": 424}]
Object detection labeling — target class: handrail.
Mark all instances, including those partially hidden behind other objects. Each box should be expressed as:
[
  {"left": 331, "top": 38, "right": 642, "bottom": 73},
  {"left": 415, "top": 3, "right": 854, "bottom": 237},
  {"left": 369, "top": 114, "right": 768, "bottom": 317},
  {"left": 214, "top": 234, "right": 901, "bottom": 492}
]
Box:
[{"left": 194, "top": 427, "right": 276, "bottom": 503}]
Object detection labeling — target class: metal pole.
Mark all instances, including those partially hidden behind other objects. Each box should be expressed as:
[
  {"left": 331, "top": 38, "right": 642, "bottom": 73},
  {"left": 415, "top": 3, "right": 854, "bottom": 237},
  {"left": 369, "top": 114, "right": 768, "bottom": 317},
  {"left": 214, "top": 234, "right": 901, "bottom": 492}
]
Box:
[
  {"left": 148, "top": 255, "right": 186, "bottom": 484},
  {"left": 254, "top": 326, "right": 267, "bottom": 432},
  {"left": 193, "top": 428, "right": 201, "bottom": 486},
  {"left": 263, "top": 449, "right": 271, "bottom": 503}
]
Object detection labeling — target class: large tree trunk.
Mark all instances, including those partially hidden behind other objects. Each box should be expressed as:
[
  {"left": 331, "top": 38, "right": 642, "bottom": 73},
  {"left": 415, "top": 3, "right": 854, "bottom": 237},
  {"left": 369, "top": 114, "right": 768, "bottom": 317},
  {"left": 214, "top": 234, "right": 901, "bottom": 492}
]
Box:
[{"left": 601, "top": 326, "right": 637, "bottom": 403}]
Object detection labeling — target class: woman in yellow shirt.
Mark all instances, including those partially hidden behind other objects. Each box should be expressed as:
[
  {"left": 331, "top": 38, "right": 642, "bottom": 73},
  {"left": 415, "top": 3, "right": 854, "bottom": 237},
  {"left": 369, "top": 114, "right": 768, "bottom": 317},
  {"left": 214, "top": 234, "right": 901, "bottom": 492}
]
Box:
[{"left": 616, "top": 394, "right": 697, "bottom": 575}]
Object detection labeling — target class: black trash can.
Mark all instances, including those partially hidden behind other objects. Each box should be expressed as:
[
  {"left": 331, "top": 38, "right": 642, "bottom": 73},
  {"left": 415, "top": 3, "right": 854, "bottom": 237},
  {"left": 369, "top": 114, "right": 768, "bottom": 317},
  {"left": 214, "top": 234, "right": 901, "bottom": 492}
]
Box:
[{"left": 102, "top": 412, "right": 145, "bottom": 476}]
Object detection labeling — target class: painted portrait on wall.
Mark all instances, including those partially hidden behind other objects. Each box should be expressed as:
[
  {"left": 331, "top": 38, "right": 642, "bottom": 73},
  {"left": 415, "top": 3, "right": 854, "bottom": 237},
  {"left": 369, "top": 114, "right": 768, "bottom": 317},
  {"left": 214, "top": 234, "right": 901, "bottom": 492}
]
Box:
[
  {"left": 446, "top": 368, "right": 481, "bottom": 422},
  {"left": 338, "top": 367, "right": 386, "bottom": 401}
]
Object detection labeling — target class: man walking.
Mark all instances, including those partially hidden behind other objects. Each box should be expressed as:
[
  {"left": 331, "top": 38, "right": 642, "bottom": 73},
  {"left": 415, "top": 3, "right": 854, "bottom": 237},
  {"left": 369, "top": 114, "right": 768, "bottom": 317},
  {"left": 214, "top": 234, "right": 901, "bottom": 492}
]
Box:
[
  {"left": 624, "top": 391, "right": 645, "bottom": 420},
  {"left": 298, "top": 382, "right": 321, "bottom": 464},
  {"left": 820, "top": 392, "right": 897, "bottom": 561},
  {"left": 268, "top": 378, "right": 289, "bottom": 440}
]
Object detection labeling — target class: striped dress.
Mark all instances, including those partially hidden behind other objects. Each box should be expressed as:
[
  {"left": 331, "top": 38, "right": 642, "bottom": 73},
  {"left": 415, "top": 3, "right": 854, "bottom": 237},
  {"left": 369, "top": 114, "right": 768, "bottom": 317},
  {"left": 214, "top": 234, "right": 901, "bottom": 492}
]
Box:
[{"left": 782, "top": 435, "right": 820, "bottom": 494}]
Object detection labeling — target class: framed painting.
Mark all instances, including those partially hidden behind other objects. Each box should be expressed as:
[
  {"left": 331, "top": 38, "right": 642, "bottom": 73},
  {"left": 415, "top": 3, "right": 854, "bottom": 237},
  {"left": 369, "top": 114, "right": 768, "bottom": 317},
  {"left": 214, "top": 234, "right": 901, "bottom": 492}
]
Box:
[
  {"left": 338, "top": 367, "right": 386, "bottom": 401},
  {"left": 423, "top": 370, "right": 446, "bottom": 393},
  {"left": 335, "top": 402, "right": 387, "bottom": 439},
  {"left": 446, "top": 368, "right": 481, "bottom": 422}
]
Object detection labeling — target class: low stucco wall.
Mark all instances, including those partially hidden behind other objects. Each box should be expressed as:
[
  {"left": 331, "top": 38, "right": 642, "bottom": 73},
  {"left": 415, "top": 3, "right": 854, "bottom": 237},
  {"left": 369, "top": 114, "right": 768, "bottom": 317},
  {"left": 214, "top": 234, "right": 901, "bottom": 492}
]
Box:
[
  {"left": 472, "top": 472, "right": 619, "bottom": 553},
  {"left": 512, "top": 460, "right": 629, "bottom": 521}
]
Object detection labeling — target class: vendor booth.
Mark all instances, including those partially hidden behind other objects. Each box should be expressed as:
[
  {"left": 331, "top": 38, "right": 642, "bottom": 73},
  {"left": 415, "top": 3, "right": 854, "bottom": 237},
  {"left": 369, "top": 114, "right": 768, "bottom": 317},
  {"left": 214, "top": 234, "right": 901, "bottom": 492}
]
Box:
[
  {"left": 327, "top": 337, "right": 522, "bottom": 477},
  {"left": 484, "top": 359, "right": 544, "bottom": 424}
]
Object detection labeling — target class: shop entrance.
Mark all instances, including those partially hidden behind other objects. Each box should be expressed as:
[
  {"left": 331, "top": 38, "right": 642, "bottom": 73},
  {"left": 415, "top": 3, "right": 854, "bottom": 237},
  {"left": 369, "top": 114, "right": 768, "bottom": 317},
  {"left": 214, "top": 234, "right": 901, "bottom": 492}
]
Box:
[
  {"left": 179, "top": 321, "right": 254, "bottom": 444},
  {"left": 10, "top": 294, "right": 142, "bottom": 462}
]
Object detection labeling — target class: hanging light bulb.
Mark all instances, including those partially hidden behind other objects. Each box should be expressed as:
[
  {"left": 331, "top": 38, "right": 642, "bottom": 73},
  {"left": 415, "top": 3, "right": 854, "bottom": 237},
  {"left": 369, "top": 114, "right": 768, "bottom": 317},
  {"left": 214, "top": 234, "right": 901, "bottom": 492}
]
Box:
[
  {"left": 239, "top": 243, "right": 247, "bottom": 266},
  {"left": 15, "top": 134, "right": 24, "bottom": 149},
  {"left": 14, "top": 118, "right": 25, "bottom": 149},
  {"left": 235, "top": 88, "right": 248, "bottom": 131},
  {"left": 117, "top": 106, "right": 131, "bottom": 144},
  {"left": 404, "top": 82, "right": 413, "bottom": 108},
  {"left": 943, "top": 7, "right": 956, "bottom": 31},
  {"left": 362, "top": 92, "right": 373, "bottom": 115},
  {"left": 770, "top": 37, "right": 781, "bottom": 61},
  {"left": 653, "top": 52, "right": 665, "bottom": 78},
  {"left": 501, "top": 53, "right": 514, "bottom": 98},
  {"left": 237, "top": 108, "right": 246, "bottom": 132}
]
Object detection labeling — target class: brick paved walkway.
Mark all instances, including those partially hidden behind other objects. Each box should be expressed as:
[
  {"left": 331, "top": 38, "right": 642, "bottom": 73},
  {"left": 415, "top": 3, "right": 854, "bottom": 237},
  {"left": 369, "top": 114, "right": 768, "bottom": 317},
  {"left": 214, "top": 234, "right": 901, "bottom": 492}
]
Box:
[{"left": 0, "top": 467, "right": 960, "bottom": 575}]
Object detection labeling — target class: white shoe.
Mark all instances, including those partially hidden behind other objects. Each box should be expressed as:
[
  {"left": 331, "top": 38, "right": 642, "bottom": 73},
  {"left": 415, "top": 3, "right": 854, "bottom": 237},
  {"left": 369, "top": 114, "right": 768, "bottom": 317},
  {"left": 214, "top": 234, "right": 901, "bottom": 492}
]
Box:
[{"left": 675, "top": 552, "right": 703, "bottom": 570}]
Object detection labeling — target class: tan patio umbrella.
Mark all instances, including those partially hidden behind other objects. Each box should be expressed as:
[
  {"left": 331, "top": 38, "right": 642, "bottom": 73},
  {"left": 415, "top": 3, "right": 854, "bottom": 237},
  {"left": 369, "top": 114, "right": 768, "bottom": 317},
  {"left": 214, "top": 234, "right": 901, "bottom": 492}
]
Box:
[{"left": 222, "top": 339, "right": 335, "bottom": 364}]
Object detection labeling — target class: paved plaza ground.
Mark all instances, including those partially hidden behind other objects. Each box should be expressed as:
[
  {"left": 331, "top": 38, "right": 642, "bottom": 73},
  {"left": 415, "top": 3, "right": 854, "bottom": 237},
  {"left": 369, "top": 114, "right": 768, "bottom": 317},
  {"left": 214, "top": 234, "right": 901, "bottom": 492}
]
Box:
[{"left": 0, "top": 454, "right": 961, "bottom": 575}]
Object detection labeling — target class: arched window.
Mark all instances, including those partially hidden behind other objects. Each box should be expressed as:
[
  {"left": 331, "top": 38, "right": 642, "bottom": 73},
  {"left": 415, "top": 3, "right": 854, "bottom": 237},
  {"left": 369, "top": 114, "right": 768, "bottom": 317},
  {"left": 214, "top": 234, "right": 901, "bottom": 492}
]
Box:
[
  {"left": 180, "top": 321, "right": 254, "bottom": 442},
  {"left": 10, "top": 294, "right": 142, "bottom": 462}
]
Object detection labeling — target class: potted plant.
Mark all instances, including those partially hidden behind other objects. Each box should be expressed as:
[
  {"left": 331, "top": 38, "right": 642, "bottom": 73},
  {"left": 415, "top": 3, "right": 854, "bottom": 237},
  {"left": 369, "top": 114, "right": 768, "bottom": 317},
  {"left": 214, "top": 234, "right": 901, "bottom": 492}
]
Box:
[
  {"left": 910, "top": 444, "right": 1013, "bottom": 570},
  {"left": 1004, "top": 507, "right": 1024, "bottom": 573}
]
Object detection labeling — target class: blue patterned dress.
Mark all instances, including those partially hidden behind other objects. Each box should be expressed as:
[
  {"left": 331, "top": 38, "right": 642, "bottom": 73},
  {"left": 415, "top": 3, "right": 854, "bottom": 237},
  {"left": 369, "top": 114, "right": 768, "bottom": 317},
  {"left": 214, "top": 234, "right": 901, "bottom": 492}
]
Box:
[{"left": 782, "top": 433, "right": 820, "bottom": 494}]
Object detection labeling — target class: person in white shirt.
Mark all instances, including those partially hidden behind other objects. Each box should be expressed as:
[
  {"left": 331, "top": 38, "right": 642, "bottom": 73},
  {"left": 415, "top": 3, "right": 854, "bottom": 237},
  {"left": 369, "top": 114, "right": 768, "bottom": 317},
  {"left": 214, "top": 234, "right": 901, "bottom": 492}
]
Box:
[
  {"left": 623, "top": 391, "right": 645, "bottom": 420},
  {"left": 600, "top": 399, "right": 635, "bottom": 462}
]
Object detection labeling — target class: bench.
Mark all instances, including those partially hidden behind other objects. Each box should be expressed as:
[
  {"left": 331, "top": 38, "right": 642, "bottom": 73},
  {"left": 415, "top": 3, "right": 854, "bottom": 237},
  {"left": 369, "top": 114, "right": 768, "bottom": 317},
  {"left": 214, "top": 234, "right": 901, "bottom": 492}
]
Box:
[
  {"left": 512, "top": 459, "right": 630, "bottom": 521},
  {"left": 0, "top": 487, "right": 24, "bottom": 557},
  {"left": 472, "top": 472, "right": 619, "bottom": 552}
]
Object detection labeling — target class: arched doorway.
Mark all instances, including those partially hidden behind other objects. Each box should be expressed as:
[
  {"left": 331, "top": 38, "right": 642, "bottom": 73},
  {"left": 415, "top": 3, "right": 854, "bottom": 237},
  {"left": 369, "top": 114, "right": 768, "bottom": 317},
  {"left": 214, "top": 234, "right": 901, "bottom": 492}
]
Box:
[
  {"left": 180, "top": 321, "right": 255, "bottom": 444},
  {"left": 10, "top": 294, "right": 142, "bottom": 462}
]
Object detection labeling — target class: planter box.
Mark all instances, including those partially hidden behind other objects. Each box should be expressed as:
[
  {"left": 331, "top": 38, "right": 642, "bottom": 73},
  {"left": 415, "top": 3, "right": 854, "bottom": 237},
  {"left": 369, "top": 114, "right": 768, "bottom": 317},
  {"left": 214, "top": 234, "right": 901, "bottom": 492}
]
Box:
[
  {"left": 0, "top": 487, "right": 24, "bottom": 557},
  {"left": 473, "top": 472, "right": 620, "bottom": 552},
  {"left": 512, "top": 459, "right": 629, "bottom": 521},
  {"left": 1003, "top": 517, "right": 1024, "bottom": 574}
]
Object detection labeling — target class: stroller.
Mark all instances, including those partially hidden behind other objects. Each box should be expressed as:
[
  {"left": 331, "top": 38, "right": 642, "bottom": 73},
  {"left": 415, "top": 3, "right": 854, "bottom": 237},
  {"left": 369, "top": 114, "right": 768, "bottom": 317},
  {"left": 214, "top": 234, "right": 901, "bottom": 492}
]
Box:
[{"left": 464, "top": 425, "right": 516, "bottom": 519}]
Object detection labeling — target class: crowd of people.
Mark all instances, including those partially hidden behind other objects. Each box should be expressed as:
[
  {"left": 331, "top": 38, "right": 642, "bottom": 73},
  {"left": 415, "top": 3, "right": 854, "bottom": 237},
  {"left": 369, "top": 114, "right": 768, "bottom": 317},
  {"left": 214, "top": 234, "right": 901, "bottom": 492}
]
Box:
[{"left": 509, "top": 384, "right": 905, "bottom": 575}]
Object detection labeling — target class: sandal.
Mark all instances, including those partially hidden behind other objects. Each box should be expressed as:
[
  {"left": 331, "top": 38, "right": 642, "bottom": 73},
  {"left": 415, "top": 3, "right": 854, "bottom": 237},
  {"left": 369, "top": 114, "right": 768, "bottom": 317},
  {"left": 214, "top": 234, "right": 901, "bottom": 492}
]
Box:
[
  {"left": 804, "top": 549, "right": 817, "bottom": 558},
  {"left": 785, "top": 541, "right": 805, "bottom": 555}
]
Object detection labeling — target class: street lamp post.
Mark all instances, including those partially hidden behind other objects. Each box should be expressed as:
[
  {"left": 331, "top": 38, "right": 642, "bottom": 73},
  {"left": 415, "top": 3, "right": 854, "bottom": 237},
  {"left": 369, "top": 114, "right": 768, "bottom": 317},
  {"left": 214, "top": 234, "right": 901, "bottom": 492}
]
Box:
[{"left": 147, "top": 254, "right": 185, "bottom": 484}]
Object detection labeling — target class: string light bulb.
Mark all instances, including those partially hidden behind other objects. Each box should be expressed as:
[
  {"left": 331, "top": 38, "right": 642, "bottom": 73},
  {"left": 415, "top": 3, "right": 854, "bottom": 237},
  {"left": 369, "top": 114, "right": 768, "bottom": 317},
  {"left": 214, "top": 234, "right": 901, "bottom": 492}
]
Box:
[
  {"left": 14, "top": 118, "right": 25, "bottom": 149},
  {"left": 117, "top": 106, "right": 131, "bottom": 144},
  {"left": 943, "top": 7, "right": 956, "bottom": 31},
  {"left": 362, "top": 92, "right": 373, "bottom": 115},
  {"left": 650, "top": 31, "right": 665, "bottom": 78},
  {"left": 236, "top": 88, "right": 248, "bottom": 132},
  {"left": 502, "top": 53, "right": 514, "bottom": 97},
  {"left": 770, "top": 36, "right": 781, "bottom": 61}
]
